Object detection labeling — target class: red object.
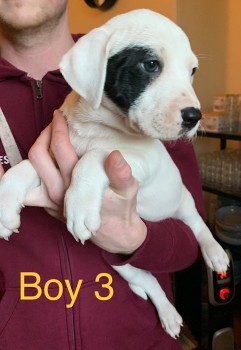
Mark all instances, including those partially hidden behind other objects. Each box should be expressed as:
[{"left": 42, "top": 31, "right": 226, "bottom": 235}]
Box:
[
  {"left": 219, "top": 287, "right": 231, "bottom": 301},
  {"left": 217, "top": 271, "right": 228, "bottom": 280}
]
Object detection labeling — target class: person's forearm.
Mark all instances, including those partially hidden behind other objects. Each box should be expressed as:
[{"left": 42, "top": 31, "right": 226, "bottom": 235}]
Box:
[{"left": 102, "top": 217, "right": 200, "bottom": 272}]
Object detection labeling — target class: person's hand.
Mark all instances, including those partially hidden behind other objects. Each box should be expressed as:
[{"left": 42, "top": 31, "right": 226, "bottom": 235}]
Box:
[
  {"left": 28, "top": 110, "right": 79, "bottom": 206},
  {"left": 28, "top": 110, "right": 147, "bottom": 253},
  {"left": 27, "top": 110, "right": 79, "bottom": 220},
  {"left": 92, "top": 150, "right": 147, "bottom": 253}
]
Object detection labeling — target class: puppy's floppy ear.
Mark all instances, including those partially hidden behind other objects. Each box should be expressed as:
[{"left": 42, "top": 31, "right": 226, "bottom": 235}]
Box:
[{"left": 60, "top": 28, "right": 111, "bottom": 109}]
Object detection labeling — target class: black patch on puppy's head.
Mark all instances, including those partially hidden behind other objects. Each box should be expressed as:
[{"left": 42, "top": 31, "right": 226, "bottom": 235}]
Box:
[{"left": 104, "top": 46, "right": 163, "bottom": 114}]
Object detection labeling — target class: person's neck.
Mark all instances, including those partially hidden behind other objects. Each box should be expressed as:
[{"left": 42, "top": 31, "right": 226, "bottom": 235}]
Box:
[{"left": 0, "top": 12, "right": 75, "bottom": 80}]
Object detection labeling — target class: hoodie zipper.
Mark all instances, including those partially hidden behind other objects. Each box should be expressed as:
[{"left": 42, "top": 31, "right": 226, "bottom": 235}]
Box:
[
  {"left": 35, "top": 80, "right": 43, "bottom": 99},
  {"left": 59, "top": 235, "right": 78, "bottom": 349},
  {"left": 30, "top": 78, "right": 45, "bottom": 132}
]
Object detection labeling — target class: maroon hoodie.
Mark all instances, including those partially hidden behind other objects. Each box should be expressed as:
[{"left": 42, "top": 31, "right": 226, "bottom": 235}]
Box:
[{"left": 0, "top": 47, "right": 204, "bottom": 350}]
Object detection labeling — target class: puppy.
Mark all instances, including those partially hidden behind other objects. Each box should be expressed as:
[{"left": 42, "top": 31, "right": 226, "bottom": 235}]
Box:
[{"left": 0, "top": 9, "right": 229, "bottom": 338}]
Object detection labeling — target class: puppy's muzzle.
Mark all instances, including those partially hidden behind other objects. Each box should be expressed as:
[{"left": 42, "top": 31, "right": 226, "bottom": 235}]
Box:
[{"left": 181, "top": 107, "right": 202, "bottom": 129}]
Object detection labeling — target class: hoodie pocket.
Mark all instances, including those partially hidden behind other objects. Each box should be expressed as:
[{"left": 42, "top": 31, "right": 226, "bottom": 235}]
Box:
[
  {"left": 0, "top": 289, "right": 19, "bottom": 335},
  {"left": 0, "top": 287, "right": 71, "bottom": 350}
]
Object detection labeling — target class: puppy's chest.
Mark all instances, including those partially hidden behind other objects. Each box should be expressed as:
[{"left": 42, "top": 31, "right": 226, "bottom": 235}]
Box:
[
  {"left": 68, "top": 126, "right": 112, "bottom": 157},
  {"left": 69, "top": 124, "right": 183, "bottom": 219}
]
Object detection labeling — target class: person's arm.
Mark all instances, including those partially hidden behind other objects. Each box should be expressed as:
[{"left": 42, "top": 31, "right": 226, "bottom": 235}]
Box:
[{"left": 103, "top": 218, "right": 201, "bottom": 273}]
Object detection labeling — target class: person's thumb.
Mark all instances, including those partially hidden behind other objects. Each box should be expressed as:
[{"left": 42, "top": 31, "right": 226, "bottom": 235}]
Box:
[{"left": 104, "top": 150, "right": 138, "bottom": 198}]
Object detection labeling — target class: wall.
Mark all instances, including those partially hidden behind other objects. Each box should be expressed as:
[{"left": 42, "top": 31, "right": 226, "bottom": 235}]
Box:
[
  {"left": 176, "top": 0, "right": 241, "bottom": 157},
  {"left": 177, "top": 0, "right": 228, "bottom": 112},
  {"left": 226, "top": 0, "right": 241, "bottom": 93},
  {"left": 177, "top": 0, "right": 241, "bottom": 107},
  {"left": 176, "top": 0, "right": 241, "bottom": 213},
  {"left": 68, "top": 0, "right": 176, "bottom": 33}
]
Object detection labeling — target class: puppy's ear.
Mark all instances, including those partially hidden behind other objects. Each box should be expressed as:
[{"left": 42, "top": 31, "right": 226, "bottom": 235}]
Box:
[{"left": 60, "top": 28, "right": 111, "bottom": 109}]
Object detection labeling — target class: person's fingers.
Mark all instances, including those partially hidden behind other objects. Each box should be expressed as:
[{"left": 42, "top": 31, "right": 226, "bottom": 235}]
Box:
[
  {"left": 24, "top": 184, "right": 58, "bottom": 210},
  {"left": 104, "top": 150, "right": 138, "bottom": 198},
  {"left": 0, "top": 164, "right": 4, "bottom": 179},
  {"left": 25, "top": 185, "right": 65, "bottom": 222},
  {"left": 50, "top": 110, "right": 78, "bottom": 188},
  {"left": 29, "top": 110, "right": 78, "bottom": 204},
  {"left": 28, "top": 123, "right": 64, "bottom": 204}
]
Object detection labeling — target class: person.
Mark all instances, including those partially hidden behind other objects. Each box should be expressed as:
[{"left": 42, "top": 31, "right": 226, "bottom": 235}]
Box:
[{"left": 0, "top": 1, "right": 205, "bottom": 349}]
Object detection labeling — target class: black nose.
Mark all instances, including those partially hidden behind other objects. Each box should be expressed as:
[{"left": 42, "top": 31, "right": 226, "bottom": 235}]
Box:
[{"left": 181, "top": 107, "right": 202, "bottom": 128}]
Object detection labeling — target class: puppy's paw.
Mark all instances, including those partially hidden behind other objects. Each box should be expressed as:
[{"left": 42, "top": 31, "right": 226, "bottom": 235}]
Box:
[
  {"left": 0, "top": 224, "right": 18, "bottom": 240},
  {"left": 64, "top": 185, "right": 102, "bottom": 242},
  {"left": 201, "top": 242, "right": 229, "bottom": 272},
  {"left": 0, "top": 195, "right": 22, "bottom": 239},
  {"left": 157, "top": 301, "right": 183, "bottom": 339}
]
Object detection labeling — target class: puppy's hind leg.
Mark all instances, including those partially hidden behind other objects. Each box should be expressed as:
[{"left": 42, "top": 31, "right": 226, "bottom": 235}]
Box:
[{"left": 112, "top": 264, "right": 183, "bottom": 339}]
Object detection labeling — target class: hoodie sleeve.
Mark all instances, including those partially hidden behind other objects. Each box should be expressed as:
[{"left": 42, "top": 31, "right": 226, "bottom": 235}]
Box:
[{"left": 103, "top": 140, "right": 205, "bottom": 273}]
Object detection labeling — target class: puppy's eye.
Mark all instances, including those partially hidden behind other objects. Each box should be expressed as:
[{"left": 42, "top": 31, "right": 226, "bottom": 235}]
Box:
[
  {"left": 191, "top": 67, "right": 197, "bottom": 76},
  {"left": 141, "top": 60, "right": 160, "bottom": 73}
]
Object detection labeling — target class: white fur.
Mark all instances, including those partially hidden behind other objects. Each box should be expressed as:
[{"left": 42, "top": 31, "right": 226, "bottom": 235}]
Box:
[{"left": 0, "top": 9, "right": 229, "bottom": 339}]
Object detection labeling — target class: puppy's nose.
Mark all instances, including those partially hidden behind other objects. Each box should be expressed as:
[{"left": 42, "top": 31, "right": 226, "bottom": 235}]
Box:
[{"left": 181, "top": 107, "right": 202, "bottom": 128}]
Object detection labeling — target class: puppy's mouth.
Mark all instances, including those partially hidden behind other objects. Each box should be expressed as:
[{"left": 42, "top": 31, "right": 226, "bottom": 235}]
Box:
[{"left": 179, "top": 121, "right": 200, "bottom": 139}]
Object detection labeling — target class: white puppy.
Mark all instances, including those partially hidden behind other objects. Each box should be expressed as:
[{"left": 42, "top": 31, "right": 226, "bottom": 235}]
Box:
[{"left": 0, "top": 9, "right": 229, "bottom": 338}]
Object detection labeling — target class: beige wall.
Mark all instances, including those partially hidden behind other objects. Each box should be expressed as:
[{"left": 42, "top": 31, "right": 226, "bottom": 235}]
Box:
[
  {"left": 177, "top": 0, "right": 241, "bottom": 108},
  {"left": 226, "top": 0, "right": 241, "bottom": 93},
  {"left": 177, "top": 0, "right": 228, "bottom": 112},
  {"left": 68, "top": 0, "right": 176, "bottom": 33},
  {"left": 176, "top": 0, "right": 241, "bottom": 156}
]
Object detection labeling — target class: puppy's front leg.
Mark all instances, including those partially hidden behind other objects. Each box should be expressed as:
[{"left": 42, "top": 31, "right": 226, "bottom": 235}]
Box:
[
  {"left": 0, "top": 160, "right": 40, "bottom": 239},
  {"left": 177, "top": 186, "right": 229, "bottom": 273},
  {"left": 64, "top": 149, "right": 109, "bottom": 243}
]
